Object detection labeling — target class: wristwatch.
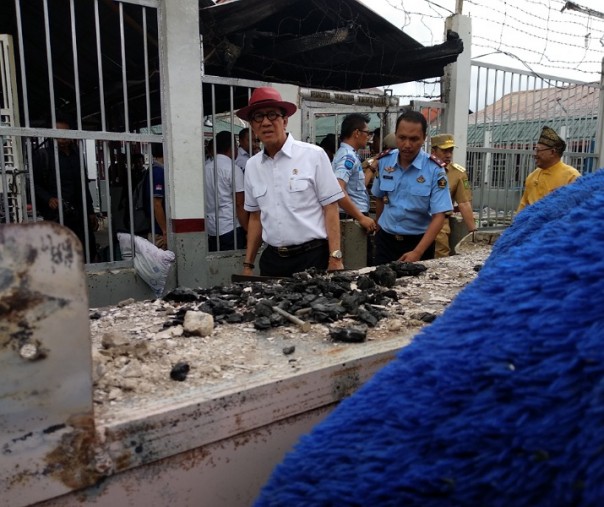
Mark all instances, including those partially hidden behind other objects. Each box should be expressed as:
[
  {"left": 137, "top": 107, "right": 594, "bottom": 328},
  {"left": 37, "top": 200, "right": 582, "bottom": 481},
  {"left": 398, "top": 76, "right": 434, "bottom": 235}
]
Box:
[{"left": 329, "top": 249, "right": 343, "bottom": 259}]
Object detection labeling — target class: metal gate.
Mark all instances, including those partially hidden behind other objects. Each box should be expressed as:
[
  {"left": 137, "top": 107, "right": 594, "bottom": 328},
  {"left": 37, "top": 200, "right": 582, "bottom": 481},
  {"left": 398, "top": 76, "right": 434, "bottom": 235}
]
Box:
[
  {"left": 0, "top": 0, "right": 164, "bottom": 264},
  {"left": 300, "top": 88, "right": 400, "bottom": 157},
  {"left": 467, "top": 62, "right": 600, "bottom": 225}
]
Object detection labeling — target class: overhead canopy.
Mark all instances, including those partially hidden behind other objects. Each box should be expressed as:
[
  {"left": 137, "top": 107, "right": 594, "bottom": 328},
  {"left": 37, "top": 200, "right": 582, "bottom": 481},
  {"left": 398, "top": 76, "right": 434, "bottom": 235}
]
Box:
[
  {"left": 0, "top": 0, "right": 463, "bottom": 130},
  {"left": 200, "top": 0, "right": 464, "bottom": 91}
]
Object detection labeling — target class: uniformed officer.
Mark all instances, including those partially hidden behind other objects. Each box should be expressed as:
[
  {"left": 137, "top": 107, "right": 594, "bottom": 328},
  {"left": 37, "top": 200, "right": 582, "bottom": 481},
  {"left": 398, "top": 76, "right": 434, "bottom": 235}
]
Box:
[
  {"left": 371, "top": 110, "right": 453, "bottom": 264},
  {"left": 430, "top": 133, "right": 477, "bottom": 257},
  {"left": 333, "top": 113, "right": 377, "bottom": 234}
]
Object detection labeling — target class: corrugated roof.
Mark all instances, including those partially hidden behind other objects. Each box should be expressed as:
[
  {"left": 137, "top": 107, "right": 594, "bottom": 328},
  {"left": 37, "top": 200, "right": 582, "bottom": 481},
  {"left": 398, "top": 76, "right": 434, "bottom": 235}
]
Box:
[{"left": 468, "top": 83, "right": 599, "bottom": 147}]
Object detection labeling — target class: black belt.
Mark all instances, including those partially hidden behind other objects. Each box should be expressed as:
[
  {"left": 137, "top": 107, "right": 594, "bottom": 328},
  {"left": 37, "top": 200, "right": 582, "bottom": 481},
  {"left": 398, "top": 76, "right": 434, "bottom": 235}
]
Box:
[
  {"left": 384, "top": 231, "right": 423, "bottom": 241},
  {"left": 268, "top": 238, "right": 327, "bottom": 258}
]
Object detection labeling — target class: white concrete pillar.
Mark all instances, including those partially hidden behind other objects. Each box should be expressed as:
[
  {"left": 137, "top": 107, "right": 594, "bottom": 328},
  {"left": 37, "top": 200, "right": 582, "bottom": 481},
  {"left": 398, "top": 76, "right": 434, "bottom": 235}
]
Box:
[
  {"left": 443, "top": 14, "right": 472, "bottom": 168},
  {"left": 158, "top": 0, "right": 206, "bottom": 287}
]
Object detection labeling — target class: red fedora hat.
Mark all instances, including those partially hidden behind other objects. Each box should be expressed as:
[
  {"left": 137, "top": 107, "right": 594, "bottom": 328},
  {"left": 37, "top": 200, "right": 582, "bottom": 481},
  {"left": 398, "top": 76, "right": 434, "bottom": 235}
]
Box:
[{"left": 236, "top": 87, "right": 297, "bottom": 121}]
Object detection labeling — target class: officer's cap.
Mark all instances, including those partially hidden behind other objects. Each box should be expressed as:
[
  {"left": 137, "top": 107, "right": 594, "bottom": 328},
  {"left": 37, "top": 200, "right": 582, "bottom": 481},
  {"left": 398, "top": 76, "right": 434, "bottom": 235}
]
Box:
[{"left": 431, "top": 133, "right": 456, "bottom": 150}]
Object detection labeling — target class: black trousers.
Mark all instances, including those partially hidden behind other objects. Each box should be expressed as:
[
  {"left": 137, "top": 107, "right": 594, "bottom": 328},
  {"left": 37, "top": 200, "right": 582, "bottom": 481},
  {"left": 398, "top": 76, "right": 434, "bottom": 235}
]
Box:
[
  {"left": 259, "top": 240, "right": 329, "bottom": 277},
  {"left": 63, "top": 213, "right": 97, "bottom": 263},
  {"left": 374, "top": 229, "right": 435, "bottom": 265}
]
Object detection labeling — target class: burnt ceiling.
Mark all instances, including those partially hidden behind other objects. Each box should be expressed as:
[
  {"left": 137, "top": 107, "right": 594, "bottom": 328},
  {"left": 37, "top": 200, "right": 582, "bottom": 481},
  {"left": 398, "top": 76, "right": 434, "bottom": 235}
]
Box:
[{"left": 200, "top": 0, "right": 463, "bottom": 91}]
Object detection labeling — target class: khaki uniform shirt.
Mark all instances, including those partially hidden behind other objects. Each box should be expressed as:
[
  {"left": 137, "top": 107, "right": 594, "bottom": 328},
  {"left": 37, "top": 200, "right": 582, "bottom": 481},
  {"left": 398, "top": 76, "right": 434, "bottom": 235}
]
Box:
[{"left": 446, "top": 163, "right": 472, "bottom": 205}]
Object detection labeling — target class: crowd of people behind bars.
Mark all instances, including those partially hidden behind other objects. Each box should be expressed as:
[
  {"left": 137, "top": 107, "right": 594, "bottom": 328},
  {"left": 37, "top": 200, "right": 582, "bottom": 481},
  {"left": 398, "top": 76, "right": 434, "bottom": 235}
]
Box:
[{"left": 33, "top": 88, "right": 580, "bottom": 273}]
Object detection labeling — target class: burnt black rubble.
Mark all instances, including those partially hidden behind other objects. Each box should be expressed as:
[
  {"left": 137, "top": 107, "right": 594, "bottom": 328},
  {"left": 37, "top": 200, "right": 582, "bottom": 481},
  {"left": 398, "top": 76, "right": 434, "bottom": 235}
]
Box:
[
  {"left": 329, "top": 326, "right": 368, "bottom": 343},
  {"left": 169, "top": 361, "right": 190, "bottom": 381},
  {"left": 162, "top": 262, "right": 427, "bottom": 331}
]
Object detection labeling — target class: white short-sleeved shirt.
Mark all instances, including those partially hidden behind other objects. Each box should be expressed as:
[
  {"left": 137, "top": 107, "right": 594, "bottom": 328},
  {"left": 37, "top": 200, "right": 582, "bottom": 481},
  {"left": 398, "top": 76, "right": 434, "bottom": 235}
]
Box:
[
  {"left": 244, "top": 133, "right": 344, "bottom": 247},
  {"left": 204, "top": 153, "right": 244, "bottom": 236},
  {"left": 235, "top": 146, "right": 249, "bottom": 173}
]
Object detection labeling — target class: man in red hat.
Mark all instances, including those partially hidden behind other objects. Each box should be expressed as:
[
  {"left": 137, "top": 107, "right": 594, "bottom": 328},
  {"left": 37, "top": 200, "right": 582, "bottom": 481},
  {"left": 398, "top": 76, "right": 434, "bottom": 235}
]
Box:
[{"left": 237, "top": 87, "right": 345, "bottom": 277}]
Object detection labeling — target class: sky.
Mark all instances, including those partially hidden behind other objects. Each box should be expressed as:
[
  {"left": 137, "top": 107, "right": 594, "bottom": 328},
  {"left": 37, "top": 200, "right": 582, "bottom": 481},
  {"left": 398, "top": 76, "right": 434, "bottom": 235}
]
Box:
[{"left": 361, "top": 0, "right": 604, "bottom": 101}]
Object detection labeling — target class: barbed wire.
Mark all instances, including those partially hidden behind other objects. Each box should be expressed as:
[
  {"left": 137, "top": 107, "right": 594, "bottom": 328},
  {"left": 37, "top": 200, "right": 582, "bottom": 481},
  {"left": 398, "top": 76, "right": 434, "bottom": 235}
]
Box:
[{"left": 382, "top": 0, "right": 604, "bottom": 101}]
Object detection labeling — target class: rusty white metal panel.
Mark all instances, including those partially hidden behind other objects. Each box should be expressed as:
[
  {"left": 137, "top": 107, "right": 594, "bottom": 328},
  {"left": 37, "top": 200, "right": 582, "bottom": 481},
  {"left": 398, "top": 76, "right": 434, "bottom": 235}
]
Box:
[
  {"left": 98, "top": 339, "right": 402, "bottom": 474},
  {"left": 37, "top": 407, "right": 334, "bottom": 507},
  {"left": 0, "top": 222, "right": 93, "bottom": 507},
  {"left": 0, "top": 223, "right": 407, "bottom": 507}
]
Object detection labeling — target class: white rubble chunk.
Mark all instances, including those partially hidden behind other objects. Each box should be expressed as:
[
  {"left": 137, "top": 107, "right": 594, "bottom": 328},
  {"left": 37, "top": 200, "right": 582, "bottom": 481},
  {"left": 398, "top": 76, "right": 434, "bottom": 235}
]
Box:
[{"left": 183, "top": 311, "right": 214, "bottom": 337}]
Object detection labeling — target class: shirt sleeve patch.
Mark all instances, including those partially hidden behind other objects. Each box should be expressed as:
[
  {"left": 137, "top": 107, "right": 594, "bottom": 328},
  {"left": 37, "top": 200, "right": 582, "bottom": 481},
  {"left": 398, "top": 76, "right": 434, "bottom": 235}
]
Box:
[
  {"left": 437, "top": 177, "right": 448, "bottom": 189},
  {"left": 344, "top": 156, "right": 356, "bottom": 170},
  {"left": 463, "top": 180, "right": 471, "bottom": 189}
]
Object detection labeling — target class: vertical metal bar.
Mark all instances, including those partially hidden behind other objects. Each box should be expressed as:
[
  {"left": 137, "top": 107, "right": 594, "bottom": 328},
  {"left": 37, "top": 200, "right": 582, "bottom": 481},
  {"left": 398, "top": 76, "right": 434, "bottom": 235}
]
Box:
[
  {"left": 120, "top": 3, "right": 130, "bottom": 134},
  {"left": 211, "top": 83, "right": 220, "bottom": 249},
  {"left": 229, "top": 85, "right": 240, "bottom": 250},
  {"left": 147, "top": 141, "right": 154, "bottom": 248},
  {"left": 42, "top": 0, "right": 65, "bottom": 225},
  {"left": 102, "top": 140, "right": 114, "bottom": 261},
  {"left": 14, "top": 0, "right": 29, "bottom": 128},
  {"left": 70, "top": 0, "right": 94, "bottom": 263},
  {"left": 143, "top": 8, "right": 151, "bottom": 132},
  {"left": 94, "top": 0, "right": 107, "bottom": 132},
  {"left": 492, "top": 69, "right": 501, "bottom": 199},
  {"left": 14, "top": 0, "right": 37, "bottom": 220},
  {"left": 514, "top": 72, "right": 522, "bottom": 150},
  {"left": 112, "top": 0, "right": 133, "bottom": 262},
  {"left": 0, "top": 135, "right": 10, "bottom": 223},
  {"left": 93, "top": 0, "right": 110, "bottom": 259},
  {"left": 77, "top": 139, "right": 92, "bottom": 263},
  {"left": 482, "top": 66, "right": 491, "bottom": 226},
  {"left": 134, "top": 6, "right": 152, "bottom": 256},
  {"left": 69, "top": 0, "right": 82, "bottom": 130}
]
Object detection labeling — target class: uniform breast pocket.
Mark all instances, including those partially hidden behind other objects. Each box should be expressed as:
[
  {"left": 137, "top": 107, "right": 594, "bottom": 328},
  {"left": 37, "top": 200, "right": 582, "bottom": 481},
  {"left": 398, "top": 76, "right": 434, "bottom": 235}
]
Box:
[
  {"left": 408, "top": 183, "right": 430, "bottom": 210},
  {"left": 287, "top": 177, "right": 312, "bottom": 210},
  {"left": 351, "top": 169, "right": 364, "bottom": 190},
  {"left": 251, "top": 183, "right": 268, "bottom": 205},
  {"left": 379, "top": 177, "right": 395, "bottom": 192}
]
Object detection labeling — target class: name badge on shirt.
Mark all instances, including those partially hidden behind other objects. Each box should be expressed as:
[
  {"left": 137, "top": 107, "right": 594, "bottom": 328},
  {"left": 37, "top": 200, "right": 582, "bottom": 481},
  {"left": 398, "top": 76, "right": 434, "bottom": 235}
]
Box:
[{"left": 383, "top": 175, "right": 394, "bottom": 180}]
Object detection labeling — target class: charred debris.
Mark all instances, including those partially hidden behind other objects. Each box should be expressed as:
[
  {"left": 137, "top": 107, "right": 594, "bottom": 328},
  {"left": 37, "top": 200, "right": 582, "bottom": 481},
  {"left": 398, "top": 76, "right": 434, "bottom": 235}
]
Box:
[{"left": 161, "top": 262, "right": 430, "bottom": 343}]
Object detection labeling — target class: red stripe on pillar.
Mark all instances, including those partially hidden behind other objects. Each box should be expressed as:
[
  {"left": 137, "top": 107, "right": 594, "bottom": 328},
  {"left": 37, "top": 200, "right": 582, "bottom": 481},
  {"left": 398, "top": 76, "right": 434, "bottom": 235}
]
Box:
[{"left": 171, "top": 218, "right": 205, "bottom": 233}]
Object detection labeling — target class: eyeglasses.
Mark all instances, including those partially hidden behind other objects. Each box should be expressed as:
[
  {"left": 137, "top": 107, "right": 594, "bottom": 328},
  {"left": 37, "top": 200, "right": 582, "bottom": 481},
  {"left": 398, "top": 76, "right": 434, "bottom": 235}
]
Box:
[
  {"left": 250, "top": 111, "right": 285, "bottom": 123},
  {"left": 358, "top": 129, "right": 373, "bottom": 136},
  {"left": 533, "top": 146, "right": 553, "bottom": 153}
]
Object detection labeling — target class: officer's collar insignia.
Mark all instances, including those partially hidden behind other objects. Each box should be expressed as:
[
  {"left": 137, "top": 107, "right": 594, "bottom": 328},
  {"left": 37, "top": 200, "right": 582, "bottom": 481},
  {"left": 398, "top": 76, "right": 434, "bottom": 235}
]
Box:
[
  {"left": 417, "top": 176, "right": 426, "bottom": 183},
  {"left": 430, "top": 154, "right": 446, "bottom": 167}
]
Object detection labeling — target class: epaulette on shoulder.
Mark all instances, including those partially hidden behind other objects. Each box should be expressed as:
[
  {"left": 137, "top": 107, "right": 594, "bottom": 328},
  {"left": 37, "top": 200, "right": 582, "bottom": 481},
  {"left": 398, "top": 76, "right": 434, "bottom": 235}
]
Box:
[
  {"left": 376, "top": 148, "right": 393, "bottom": 160},
  {"left": 429, "top": 154, "right": 446, "bottom": 168},
  {"left": 451, "top": 162, "right": 466, "bottom": 173}
]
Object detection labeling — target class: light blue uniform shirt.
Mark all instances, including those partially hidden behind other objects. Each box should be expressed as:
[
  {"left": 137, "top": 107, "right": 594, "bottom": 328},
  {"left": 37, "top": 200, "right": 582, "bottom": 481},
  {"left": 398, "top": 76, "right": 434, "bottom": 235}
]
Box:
[
  {"left": 371, "top": 149, "right": 452, "bottom": 235},
  {"left": 333, "top": 142, "right": 370, "bottom": 213}
]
